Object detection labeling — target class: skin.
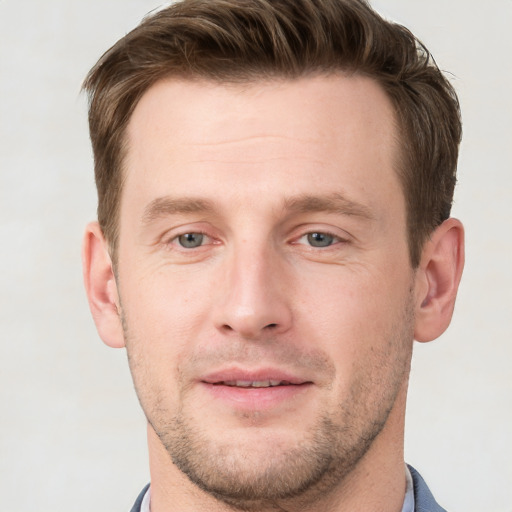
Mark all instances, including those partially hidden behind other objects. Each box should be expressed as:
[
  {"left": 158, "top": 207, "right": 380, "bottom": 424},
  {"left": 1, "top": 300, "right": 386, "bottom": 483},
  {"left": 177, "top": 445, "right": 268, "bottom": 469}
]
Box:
[{"left": 83, "top": 75, "right": 464, "bottom": 512}]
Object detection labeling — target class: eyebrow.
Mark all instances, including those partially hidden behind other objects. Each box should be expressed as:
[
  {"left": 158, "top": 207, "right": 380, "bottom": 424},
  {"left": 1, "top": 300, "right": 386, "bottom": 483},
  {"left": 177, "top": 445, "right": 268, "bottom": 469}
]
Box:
[
  {"left": 141, "top": 192, "right": 374, "bottom": 225},
  {"left": 141, "top": 197, "right": 215, "bottom": 225},
  {"left": 283, "top": 193, "right": 374, "bottom": 220}
]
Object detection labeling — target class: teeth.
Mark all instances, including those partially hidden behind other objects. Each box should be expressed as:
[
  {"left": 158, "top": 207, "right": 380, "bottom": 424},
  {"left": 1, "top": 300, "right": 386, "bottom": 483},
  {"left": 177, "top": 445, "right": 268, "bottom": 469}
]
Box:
[
  {"left": 222, "top": 380, "right": 286, "bottom": 388},
  {"left": 252, "top": 380, "right": 271, "bottom": 388}
]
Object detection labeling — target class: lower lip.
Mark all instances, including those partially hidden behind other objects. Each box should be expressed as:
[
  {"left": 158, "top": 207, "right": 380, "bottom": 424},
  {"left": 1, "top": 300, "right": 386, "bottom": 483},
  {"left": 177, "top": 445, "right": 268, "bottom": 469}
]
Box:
[{"left": 200, "top": 382, "right": 312, "bottom": 410}]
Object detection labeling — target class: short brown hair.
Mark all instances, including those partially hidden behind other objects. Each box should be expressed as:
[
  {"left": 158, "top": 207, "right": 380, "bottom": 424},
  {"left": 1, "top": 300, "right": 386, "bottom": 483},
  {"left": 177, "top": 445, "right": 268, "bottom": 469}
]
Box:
[{"left": 83, "top": 0, "right": 461, "bottom": 267}]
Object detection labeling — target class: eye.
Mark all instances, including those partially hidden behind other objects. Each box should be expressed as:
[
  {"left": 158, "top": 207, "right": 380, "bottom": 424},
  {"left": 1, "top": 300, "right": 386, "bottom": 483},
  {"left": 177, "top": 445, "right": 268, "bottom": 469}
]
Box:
[
  {"left": 304, "top": 232, "right": 337, "bottom": 247},
  {"left": 176, "top": 232, "right": 205, "bottom": 248}
]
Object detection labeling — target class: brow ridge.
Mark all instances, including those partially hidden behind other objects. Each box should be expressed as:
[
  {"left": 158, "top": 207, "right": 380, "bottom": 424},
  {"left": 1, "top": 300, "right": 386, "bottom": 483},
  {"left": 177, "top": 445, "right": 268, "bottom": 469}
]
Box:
[
  {"left": 142, "top": 196, "right": 215, "bottom": 225},
  {"left": 283, "top": 193, "right": 374, "bottom": 220},
  {"left": 141, "top": 192, "right": 373, "bottom": 225}
]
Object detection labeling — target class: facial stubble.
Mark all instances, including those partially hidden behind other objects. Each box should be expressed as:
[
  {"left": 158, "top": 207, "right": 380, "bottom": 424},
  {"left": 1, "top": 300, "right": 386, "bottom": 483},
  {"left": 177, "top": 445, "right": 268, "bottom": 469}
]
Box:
[{"left": 122, "top": 296, "right": 414, "bottom": 510}]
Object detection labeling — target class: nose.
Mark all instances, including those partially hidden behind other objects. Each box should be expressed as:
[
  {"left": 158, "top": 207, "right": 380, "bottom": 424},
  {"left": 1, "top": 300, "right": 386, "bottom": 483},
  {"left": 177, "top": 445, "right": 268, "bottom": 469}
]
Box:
[{"left": 213, "top": 243, "right": 293, "bottom": 340}]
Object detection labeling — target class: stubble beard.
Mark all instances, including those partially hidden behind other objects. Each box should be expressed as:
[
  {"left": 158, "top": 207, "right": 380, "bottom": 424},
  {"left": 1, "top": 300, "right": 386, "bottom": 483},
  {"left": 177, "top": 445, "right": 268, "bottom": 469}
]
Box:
[
  {"left": 155, "top": 404, "right": 394, "bottom": 511},
  {"left": 123, "top": 299, "right": 414, "bottom": 511}
]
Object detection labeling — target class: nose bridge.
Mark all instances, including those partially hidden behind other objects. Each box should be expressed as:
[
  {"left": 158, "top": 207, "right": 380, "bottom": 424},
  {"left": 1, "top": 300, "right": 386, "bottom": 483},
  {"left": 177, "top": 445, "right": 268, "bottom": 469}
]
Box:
[{"left": 215, "top": 235, "right": 292, "bottom": 339}]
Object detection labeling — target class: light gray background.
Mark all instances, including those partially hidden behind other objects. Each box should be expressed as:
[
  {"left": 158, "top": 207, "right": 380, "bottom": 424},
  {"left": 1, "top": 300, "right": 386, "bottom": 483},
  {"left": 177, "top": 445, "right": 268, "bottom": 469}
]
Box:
[{"left": 0, "top": 1, "right": 510, "bottom": 511}]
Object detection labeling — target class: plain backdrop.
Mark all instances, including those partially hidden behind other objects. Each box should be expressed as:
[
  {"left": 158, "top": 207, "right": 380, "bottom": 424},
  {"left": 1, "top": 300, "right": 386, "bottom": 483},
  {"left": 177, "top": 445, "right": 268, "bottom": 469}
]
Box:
[{"left": 0, "top": 1, "right": 511, "bottom": 511}]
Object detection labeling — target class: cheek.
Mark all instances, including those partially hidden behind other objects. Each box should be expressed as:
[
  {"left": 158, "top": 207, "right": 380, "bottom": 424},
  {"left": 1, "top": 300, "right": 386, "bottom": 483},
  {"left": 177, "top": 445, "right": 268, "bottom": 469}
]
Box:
[
  {"left": 121, "top": 265, "right": 214, "bottom": 332},
  {"left": 119, "top": 271, "right": 216, "bottom": 401},
  {"left": 298, "top": 262, "right": 408, "bottom": 327},
  {"left": 295, "top": 263, "right": 413, "bottom": 368}
]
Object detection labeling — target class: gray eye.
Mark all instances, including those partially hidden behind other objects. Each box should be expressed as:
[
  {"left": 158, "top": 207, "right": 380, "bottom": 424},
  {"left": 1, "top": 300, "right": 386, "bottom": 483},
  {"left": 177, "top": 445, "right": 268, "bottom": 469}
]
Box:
[
  {"left": 307, "top": 232, "right": 334, "bottom": 247},
  {"left": 178, "top": 233, "right": 204, "bottom": 248}
]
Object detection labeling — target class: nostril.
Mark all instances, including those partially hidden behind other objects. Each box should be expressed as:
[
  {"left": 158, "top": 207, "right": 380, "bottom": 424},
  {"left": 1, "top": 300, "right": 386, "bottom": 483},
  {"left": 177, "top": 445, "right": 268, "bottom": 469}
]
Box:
[{"left": 266, "top": 323, "right": 278, "bottom": 329}]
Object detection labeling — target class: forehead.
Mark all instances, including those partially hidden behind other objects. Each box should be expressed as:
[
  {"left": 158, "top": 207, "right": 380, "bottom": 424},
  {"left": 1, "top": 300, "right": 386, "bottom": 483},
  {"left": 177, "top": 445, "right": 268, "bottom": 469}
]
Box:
[
  {"left": 122, "top": 74, "right": 402, "bottom": 221},
  {"left": 127, "top": 74, "right": 398, "bottom": 154}
]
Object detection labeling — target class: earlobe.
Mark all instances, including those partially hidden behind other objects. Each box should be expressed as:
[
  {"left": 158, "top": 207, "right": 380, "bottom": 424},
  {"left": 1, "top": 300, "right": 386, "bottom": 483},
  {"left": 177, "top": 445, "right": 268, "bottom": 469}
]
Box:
[
  {"left": 414, "top": 218, "right": 465, "bottom": 343},
  {"left": 82, "top": 222, "right": 125, "bottom": 348}
]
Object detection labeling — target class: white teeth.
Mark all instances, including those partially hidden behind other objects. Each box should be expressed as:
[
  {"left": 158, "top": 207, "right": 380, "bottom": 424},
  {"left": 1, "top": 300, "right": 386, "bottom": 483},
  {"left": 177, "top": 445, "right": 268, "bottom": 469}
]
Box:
[
  {"left": 252, "top": 380, "right": 271, "bottom": 388},
  {"left": 222, "top": 380, "right": 285, "bottom": 388}
]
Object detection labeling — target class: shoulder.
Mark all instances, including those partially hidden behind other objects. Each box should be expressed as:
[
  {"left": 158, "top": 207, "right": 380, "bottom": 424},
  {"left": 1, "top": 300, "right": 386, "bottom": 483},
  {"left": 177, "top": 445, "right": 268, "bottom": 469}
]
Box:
[{"left": 408, "top": 465, "right": 448, "bottom": 512}]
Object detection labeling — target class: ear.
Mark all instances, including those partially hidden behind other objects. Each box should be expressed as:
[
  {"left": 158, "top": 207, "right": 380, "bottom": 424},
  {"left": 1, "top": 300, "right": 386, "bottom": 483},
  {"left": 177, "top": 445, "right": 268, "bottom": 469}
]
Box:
[
  {"left": 414, "top": 218, "right": 465, "bottom": 343},
  {"left": 82, "top": 222, "right": 125, "bottom": 348}
]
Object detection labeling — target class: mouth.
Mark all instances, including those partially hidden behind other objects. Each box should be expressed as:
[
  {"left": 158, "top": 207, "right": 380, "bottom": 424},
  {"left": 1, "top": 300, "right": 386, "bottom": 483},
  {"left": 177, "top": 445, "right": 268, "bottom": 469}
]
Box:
[
  {"left": 202, "top": 369, "right": 310, "bottom": 387},
  {"left": 199, "top": 370, "right": 313, "bottom": 410},
  {"left": 212, "top": 379, "right": 300, "bottom": 388}
]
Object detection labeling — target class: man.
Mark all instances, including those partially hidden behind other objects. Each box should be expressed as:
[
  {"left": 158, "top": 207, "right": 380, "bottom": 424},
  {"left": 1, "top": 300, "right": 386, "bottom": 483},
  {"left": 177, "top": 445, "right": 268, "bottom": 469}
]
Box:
[{"left": 82, "top": 0, "right": 464, "bottom": 510}]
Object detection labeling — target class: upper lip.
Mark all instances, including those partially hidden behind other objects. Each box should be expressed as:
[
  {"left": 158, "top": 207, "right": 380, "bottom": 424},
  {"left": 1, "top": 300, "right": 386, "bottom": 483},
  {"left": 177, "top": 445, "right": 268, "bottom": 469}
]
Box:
[{"left": 201, "top": 368, "right": 311, "bottom": 386}]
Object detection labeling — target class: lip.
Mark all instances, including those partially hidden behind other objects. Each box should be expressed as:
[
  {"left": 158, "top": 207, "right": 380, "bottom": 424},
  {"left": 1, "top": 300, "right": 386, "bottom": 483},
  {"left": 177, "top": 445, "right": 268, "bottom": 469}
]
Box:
[{"left": 199, "top": 368, "right": 313, "bottom": 410}]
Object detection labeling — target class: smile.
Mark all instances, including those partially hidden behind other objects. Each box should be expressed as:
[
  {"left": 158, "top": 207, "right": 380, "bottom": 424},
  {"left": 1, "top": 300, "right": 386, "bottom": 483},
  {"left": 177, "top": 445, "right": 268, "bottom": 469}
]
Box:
[
  {"left": 215, "top": 380, "right": 296, "bottom": 388},
  {"left": 200, "top": 370, "right": 313, "bottom": 410}
]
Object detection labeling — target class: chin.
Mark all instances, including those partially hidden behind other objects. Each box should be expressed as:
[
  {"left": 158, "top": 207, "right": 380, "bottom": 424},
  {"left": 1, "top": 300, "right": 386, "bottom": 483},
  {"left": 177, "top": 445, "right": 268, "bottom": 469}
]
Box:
[{"left": 154, "top": 411, "right": 385, "bottom": 509}]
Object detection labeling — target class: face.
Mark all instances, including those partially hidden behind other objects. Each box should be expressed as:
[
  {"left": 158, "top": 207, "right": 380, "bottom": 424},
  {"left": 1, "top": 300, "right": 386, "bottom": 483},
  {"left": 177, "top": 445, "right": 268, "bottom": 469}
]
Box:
[{"left": 116, "top": 75, "right": 417, "bottom": 507}]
